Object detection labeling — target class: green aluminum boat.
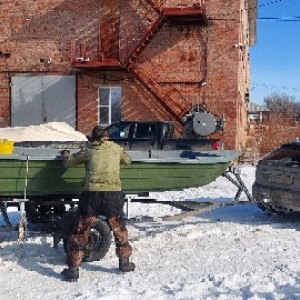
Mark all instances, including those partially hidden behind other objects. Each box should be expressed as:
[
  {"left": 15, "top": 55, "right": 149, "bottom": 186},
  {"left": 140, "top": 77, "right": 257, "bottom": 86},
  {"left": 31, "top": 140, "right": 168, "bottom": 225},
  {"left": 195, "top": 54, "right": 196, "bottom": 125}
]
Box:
[
  {"left": 0, "top": 147, "right": 240, "bottom": 197},
  {"left": 0, "top": 146, "right": 245, "bottom": 226}
]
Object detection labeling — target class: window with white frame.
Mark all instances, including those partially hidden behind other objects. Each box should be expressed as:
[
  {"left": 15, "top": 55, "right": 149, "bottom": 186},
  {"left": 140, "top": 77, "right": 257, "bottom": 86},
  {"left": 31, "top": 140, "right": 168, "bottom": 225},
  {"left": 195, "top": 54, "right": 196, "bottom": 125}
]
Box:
[{"left": 98, "top": 87, "right": 121, "bottom": 126}]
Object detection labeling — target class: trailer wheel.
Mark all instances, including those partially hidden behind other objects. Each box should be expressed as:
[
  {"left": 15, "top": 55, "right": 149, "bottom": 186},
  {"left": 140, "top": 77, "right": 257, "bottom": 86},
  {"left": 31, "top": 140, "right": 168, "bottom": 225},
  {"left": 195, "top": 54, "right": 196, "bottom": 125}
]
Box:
[{"left": 63, "top": 219, "right": 112, "bottom": 261}]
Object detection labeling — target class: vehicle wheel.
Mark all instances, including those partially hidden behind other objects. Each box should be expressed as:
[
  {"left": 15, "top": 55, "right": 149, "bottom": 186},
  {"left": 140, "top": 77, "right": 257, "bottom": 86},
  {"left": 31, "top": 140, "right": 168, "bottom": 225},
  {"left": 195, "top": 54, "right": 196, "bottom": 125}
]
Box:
[
  {"left": 85, "top": 220, "right": 112, "bottom": 261},
  {"left": 63, "top": 219, "right": 112, "bottom": 261}
]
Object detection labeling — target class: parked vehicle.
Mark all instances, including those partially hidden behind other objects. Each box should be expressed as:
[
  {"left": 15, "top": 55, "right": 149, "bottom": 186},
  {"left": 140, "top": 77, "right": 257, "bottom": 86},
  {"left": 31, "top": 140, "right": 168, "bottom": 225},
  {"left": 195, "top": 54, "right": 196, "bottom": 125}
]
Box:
[
  {"left": 252, "top": 140, "right": 300, "bottom": 213},
  {"left": 104, "top": 106, "right": 225, "bottom": 151},
  {"left": 104, "top": 120, "right": 222, "bottom": 151}
]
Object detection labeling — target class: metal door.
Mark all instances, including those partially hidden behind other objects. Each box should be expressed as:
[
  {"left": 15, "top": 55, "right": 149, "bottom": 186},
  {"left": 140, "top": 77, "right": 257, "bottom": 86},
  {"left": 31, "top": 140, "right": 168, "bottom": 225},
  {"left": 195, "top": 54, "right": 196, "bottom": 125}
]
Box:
[{"left": 11, "top": 76, "right": 76, "bottom": 128}]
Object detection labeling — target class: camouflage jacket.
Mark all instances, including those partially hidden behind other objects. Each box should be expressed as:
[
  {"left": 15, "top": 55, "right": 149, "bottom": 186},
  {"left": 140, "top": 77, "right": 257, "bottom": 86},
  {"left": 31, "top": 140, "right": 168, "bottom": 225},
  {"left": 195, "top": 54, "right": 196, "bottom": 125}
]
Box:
[{"left": 62, "top": 140, "right": 131, "bottom": 191}]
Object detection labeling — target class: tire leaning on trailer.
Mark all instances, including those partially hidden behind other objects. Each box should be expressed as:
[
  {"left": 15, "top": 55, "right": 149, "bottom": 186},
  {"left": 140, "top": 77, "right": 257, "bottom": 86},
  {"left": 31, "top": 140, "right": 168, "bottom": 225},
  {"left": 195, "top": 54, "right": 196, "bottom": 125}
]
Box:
[
  {"left": 83, "top": 219, "right": 112, "bottom": 261},
  {"left": 56, "top": 209, "right": 112, "bottom": 261}
]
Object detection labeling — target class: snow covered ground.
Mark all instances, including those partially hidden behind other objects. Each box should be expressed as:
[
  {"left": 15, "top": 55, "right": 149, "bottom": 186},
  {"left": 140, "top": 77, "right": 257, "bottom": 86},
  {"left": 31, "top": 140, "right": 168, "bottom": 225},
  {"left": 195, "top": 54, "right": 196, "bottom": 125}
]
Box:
[{"left": 1, "top": 165, "right": 300, "bottom": 300}]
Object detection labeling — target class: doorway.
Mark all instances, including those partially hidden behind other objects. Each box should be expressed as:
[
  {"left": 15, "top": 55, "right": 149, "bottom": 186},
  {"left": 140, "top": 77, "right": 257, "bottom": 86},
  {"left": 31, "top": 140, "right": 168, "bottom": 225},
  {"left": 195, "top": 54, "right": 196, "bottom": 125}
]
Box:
[{"left": 11, "top": 75, "right": 76, "bottom": 128}]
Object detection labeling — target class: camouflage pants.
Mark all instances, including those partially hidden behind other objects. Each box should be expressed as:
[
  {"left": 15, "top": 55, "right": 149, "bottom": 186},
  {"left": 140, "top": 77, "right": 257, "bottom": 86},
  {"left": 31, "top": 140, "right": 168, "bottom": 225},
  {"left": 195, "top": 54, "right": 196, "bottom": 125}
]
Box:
[{"left": 67, "top": 214, "right": 132, "bottom": 267}]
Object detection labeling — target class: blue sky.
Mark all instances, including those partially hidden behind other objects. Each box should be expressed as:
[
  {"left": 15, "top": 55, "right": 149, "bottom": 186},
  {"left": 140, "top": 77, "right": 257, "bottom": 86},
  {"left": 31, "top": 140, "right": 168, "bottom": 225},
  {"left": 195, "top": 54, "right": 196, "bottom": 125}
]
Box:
[{"left": 250, "top": 0, "right": 300, "bottom": 104}]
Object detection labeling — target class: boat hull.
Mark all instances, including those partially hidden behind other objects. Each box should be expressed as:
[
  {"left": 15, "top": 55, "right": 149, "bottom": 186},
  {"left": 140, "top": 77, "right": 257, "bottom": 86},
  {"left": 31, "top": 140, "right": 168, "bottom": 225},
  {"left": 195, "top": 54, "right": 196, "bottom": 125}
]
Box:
[{"left": 0, "top": 147, "right": 240, "bottom": 197}]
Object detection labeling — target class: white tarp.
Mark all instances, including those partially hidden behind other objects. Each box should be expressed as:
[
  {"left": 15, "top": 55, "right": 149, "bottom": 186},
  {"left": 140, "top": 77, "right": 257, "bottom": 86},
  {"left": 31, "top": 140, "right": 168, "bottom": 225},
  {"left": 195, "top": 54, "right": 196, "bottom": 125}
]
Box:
[{"left": 0, "top": 122, "right": 87, "bottom": 142}]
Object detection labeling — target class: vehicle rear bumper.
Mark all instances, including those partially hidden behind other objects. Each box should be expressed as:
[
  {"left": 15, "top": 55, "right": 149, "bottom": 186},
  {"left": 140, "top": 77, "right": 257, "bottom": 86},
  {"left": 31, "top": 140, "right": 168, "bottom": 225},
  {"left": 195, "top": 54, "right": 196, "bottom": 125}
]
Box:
[{"left": 253, "top": 182, "right": 300, "bottom": 211}]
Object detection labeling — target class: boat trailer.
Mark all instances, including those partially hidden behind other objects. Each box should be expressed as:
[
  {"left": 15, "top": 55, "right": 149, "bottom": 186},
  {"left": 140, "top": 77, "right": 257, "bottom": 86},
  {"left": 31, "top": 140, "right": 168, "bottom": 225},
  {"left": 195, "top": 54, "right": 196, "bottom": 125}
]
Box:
[
  {"left": 0, "top": 164, "right": 254, "bottom": 240},
  {"left": 125, "top": 165, "right": 254, "bottom": 222}
]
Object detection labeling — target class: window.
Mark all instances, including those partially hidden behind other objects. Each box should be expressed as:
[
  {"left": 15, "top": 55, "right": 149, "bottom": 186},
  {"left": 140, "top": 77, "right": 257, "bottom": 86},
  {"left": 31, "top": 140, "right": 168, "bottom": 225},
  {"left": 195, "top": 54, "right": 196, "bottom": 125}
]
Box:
[
  {"left": 99, "top": 87, "right": 121, "bottom": 126},
  {"left": 106, "top": 122, "right": 131, "bottom": 139},
  {"left": 133, "top": 123, "right": 156, "bottom": 139}
]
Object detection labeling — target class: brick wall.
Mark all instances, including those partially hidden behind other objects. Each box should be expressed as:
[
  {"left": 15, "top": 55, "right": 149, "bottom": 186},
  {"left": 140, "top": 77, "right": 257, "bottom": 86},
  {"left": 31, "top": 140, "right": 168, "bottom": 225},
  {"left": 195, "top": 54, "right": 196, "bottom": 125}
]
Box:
[{"left": 0, "top": 0, "right": 251, "bottom": 150}]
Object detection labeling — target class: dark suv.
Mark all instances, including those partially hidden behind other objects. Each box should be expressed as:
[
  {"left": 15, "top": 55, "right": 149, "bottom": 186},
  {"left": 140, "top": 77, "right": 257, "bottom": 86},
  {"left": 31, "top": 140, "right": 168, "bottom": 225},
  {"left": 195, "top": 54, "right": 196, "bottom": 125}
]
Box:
[{"left": 252, "top": 140, "right": 300, "bottom": 213}]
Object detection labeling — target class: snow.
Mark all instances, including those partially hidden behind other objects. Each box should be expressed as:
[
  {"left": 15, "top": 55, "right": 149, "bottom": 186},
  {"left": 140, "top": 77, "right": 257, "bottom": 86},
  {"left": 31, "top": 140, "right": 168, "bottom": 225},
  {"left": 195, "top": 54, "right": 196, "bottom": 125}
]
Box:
[{"left": 1, "top": 165, "right": 300, "bottom": 299}]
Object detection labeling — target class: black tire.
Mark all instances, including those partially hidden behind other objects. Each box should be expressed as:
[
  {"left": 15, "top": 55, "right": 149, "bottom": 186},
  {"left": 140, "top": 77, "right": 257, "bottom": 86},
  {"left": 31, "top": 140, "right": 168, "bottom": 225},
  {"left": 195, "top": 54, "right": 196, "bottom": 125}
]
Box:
[
  {"left": 87, "top": 220, "right": 112, "bottom": 261},
  {"left": 63, "top": 219, "right": 112, "bottom": 261}
]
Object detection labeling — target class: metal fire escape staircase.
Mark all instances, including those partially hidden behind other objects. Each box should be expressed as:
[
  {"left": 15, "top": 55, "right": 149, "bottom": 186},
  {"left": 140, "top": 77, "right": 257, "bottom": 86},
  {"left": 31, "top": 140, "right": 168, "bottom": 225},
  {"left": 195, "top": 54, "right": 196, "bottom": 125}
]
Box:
[
  {"left": 71, "top": 1, "right": 208, "bottom": 122},
  {"left": 120, "top": 2, "right": 188, "bottom": 122}
]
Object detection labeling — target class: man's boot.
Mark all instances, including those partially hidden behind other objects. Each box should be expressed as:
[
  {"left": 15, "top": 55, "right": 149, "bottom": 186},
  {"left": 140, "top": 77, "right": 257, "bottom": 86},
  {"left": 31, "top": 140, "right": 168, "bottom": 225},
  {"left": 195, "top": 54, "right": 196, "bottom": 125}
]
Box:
[
  {"left": 61, "top": 267, "right": 79, "bottom": 282},
  {"left": 119, "top": 259, "right": 135, "bottom": 272}
]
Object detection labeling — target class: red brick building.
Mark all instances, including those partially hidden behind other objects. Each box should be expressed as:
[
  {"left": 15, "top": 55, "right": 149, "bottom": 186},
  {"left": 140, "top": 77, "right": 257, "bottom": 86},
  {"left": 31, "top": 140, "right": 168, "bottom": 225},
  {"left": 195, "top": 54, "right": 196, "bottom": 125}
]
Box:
[{"left": 0, "top": 0, "right": 257, "bottom": 149}]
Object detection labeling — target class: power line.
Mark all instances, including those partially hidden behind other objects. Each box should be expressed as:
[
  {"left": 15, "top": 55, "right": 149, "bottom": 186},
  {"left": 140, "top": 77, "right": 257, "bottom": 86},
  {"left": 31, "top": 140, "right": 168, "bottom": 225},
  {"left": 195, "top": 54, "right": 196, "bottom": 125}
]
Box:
[
  {"left": 251, "top": 82, "right": 300, "bottom": 99},
  {"left": 211, "top": 17, "right": 300, "bottom": 22},
  {"left": 258, "top": 16, "right": 300, "bottom": 21},
  {"left": 209, "top": 0, "right": 297, "bottom": 21}
]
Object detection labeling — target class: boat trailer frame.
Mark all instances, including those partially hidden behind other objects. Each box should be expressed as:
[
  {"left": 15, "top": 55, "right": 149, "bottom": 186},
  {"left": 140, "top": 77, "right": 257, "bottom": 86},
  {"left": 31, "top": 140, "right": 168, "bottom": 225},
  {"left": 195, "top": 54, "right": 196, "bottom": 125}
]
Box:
[
  {"left": 124, "top": 165, "right": 254, "bottom": 222},
  {"left": 0, "top": 165, "right": 254, "bottom": 239}
]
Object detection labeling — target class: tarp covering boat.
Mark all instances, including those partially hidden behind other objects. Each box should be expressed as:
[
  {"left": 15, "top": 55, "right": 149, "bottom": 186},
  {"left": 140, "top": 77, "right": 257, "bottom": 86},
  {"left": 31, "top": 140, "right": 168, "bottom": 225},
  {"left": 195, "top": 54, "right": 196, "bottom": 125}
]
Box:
[{"left": 0, "top": 122, "right": 87, "bottom": 142}]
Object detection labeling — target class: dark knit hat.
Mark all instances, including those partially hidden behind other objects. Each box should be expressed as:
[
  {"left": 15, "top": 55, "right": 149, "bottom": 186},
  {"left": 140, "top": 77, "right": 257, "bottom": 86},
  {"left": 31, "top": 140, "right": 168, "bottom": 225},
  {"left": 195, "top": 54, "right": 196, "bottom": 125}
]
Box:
[{"left": 91, "top": 125, "right": 108, "bottom": 141}]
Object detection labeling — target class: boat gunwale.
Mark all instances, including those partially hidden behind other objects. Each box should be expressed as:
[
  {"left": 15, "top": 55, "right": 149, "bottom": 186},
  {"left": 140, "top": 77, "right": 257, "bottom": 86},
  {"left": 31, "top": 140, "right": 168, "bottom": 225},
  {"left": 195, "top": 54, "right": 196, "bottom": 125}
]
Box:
[{"left": 0, "top": 147, "right": 241, "bottom": 164}]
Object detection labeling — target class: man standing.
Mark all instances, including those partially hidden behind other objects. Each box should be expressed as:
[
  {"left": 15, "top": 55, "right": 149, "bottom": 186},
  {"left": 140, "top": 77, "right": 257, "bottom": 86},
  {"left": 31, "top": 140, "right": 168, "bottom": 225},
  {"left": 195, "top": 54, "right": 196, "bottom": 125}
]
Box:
[{"left": 60, "top": 125, "right": 135, "bottom": 282}]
